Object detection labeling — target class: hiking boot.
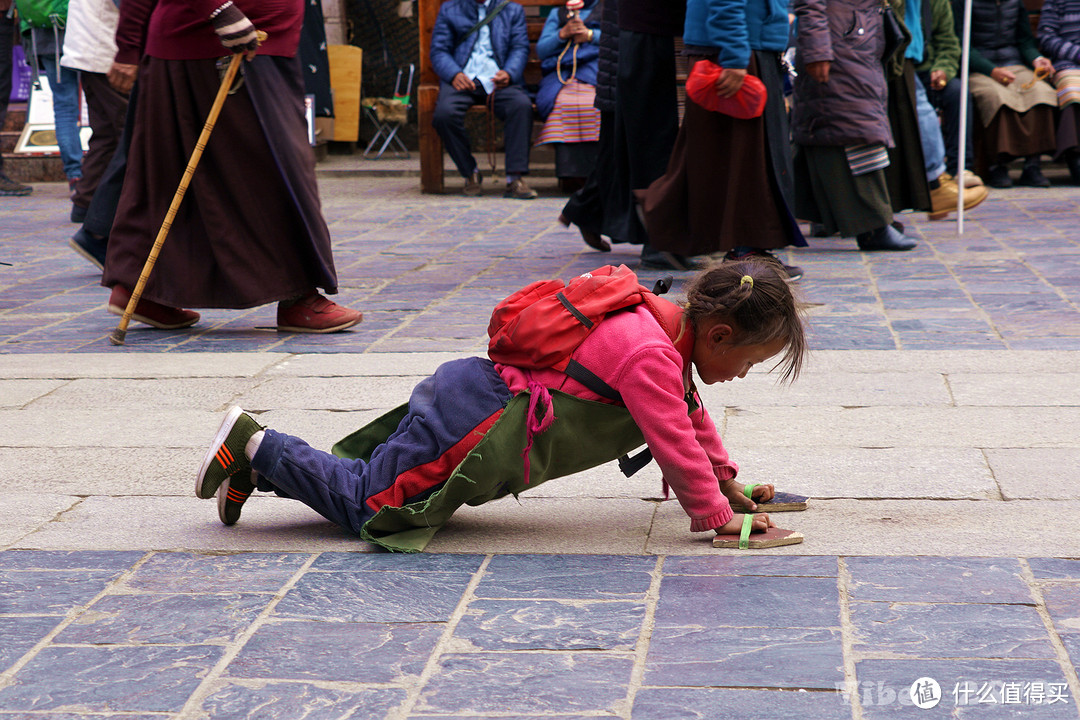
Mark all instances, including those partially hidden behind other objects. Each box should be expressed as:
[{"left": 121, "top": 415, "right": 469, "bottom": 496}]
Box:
[
  {"left": 0, "top": 173, "right": 32, "bottom": 197},
  {"left": 107, "top": 285, "right": 200, "bottom": 329},
  {"left": 218, "top": 469, "right": 257, "bottom": 525},
  {"left": 986, "top": 165, "right": 1012, "bottom": 188},
  {"left": 463, "top": 170, "right": 483, "bottom": 196},
  {"left": 723, "top": 248, "right": 804, "bottom": 281},
  {"left": 277, "top": 293, "right": 363, "bottom": 333},
  {"left": 196, "top": 406, "right": 264, "bottom": 499},
  {"left": 504, "top": 178, "right": 538, "bottom": 199},
  {"left": 856, "top": 224, "right": 917, "bottom": 251},
  {"left": 69, "top": 229, "right": 108, "bottom": 270},
  {"left": 928, "top": 176, "right": 989, "bottom": 220},
  {"left": 558, "top": 213, "right": 610, "bottom": 252}
]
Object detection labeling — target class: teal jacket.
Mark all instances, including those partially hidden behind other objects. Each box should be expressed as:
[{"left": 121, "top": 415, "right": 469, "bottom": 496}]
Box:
[{"left": 683, "top": 0, "right": 790, "bottom": 70}]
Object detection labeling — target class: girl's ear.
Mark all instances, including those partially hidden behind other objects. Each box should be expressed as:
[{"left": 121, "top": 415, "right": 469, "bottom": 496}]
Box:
[{"left": 707, "top": 321, "right": 734, "bottom": 349}]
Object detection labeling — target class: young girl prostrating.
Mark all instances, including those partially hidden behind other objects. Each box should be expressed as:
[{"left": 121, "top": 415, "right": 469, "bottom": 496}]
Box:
[{"left": 195, "top": 261, "right": 808, "bottom": 552}]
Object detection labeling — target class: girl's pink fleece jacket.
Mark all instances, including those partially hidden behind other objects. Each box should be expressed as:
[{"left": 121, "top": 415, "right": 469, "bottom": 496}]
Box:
[{"left": 496, "top": 304, "right": 737, "bottom": 532}]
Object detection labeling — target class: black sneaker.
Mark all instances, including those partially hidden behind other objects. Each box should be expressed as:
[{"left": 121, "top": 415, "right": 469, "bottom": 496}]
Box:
[
  {"left": 723, "top": 249, "right": 804, "bottom": 281},
  {"left": 69, "top": 228, "right": 108, "bottom": 270},
  {"left": 218, "top": 470, "right": 257, "bottom": 525},
  {"left": 1017, "top": 165, "right": 1051, "bottom": 188},
  {"left": 195, "top": 406, "right": 265, "bottom": 499},
  {"left": 986, "top": 165, "right": 1013, "bottom": 188},
  {"left": 0, "top": 173, "right": 32, "bottom": 197},
  {"left": 640, "top": 248, "right": 705, "bottom": 271}
]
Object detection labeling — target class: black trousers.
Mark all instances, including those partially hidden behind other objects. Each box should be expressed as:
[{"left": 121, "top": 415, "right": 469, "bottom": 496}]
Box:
[
  {"left": 0, "top": 12, "right": 14, "bottom": 175},
  {"left": 432, "top": 81, "right": 533, "bottom": 178}
]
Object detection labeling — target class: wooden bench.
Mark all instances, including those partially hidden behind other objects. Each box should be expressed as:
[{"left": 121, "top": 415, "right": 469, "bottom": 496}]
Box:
[{"left": 417, "top": 0, "right": 565, "bottom": 193}]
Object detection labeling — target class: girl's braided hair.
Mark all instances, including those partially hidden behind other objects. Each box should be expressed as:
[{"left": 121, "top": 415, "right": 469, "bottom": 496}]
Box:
[{"left": 682, "top": 260, "right": 808, "bottom": 383}]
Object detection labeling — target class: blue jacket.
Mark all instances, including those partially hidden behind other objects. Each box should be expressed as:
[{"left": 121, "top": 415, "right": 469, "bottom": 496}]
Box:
[
  {"left": 430, "top": 0, "right": 530, "bottom": 85},
  {"left": 683, "top": 0, "right": 790, "bottom": 69},
  {"left": 535, "top": 5, "right": 600, "bottom": 118}
]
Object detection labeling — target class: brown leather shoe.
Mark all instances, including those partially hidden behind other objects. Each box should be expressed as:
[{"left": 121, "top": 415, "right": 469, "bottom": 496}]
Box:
[
  {"left": 463, "top": 170, "right": 483, "bottom": 196},
  {"left": 504, "top": 178, "right": 538, "bottom": 199}
]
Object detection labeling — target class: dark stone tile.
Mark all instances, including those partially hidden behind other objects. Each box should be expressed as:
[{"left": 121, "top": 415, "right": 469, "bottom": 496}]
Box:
[
  {"left": 123, "top": 552, "right": 309, "bottom": 593},
  {"left": 200, "top": 683, "right": 405, "bottom": 720},
  {"left": 454, "top": 599, "right": 644, "bottom": 650},
  {"left": 229, "top": 620, "right": 441, "bottom": 683},
  {"left": 54, "top": 593, "right": 270, "bottom": 645},
  {"left": 310, "top": 552, "right": 483, "bottom": 573},
  {"left": 0, "top": 550, "right": 144, "bottom": 571},
  {"left": 1029, "top": 558, "right": 1080, "bottom": 580},
  {"left": 850, "top": 602, "right": 1055, "bottom": 658},
  {"left": 476, "top": 554, "right": 655, "bottom": 599},
  {"left": 415, "top": 653, "right": 633, "bottom": 714},
  {"left": 1041, "top": 584, "right": 1080, "bottom": 635},
  {"left": 275, "top": 571, "right": 473, "bottom": 622},
  {"left": 663, "top": 556, "right": 838, "bottom": 577},
  {"left": 632, "top": 687, "right": 848, "bottom": 719},
  {"left": 645, "top": 626, "right": 844, "bottom": 689},
  {"left": 654, "top": 575, "right": 840, "bottom": 628},
  {"left": 845, "top": 557, "right": 1031, "bottom": 604},
  {"left": 0, "top": 616, "right": 62, "bottom": 667},
  {"left": 0, "top": 570, "right": 123, "bottom": 614},
  {"left": 856, "top": 658, "right": 1074, "bottom": 718},
  {"left": 0, "top": 645, "right": 223, "bottom": 712}
]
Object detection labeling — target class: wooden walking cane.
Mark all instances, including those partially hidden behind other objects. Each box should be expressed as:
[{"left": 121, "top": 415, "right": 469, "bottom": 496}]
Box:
[{"left": 110, "top": 34, "right": 264, "bottom": 346}]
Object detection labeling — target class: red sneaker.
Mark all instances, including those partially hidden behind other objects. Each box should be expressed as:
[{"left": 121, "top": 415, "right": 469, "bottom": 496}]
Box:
[
  {"left": 276, "top": 293, "right": 363, "bottom": 333},
  {"left": 107, "top": 285, "right": 200, "bottom": 330}
]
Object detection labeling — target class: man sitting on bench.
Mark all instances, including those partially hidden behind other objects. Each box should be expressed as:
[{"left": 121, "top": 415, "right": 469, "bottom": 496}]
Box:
[{"left": 430, "top": 0, "right": 538, "bottom": 199}]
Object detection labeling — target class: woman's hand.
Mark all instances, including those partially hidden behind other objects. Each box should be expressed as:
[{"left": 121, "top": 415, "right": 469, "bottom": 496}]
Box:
[
  {"left": 559, "top": 18, "right": 586, "bottom": 41},
  {"left": 1034, "top": 56, "right": 1053, "bottom": 78},
  {"left": 806, "top": 60, "right": 830, "bottom": 83},
  {"left": 990, "top": 66, "right": 1015, "bottom": 85},
  {"left": 715, "top": 67, "right": 747, "bottom": 98},
  {"left": 715, "top": 512, "right": 775, "bottom": 535},
  {"left": 107, "top": 62, "right": 138, "bottom": 93}
]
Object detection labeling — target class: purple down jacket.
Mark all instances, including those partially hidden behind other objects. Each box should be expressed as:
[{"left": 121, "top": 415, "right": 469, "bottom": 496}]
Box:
[{"left": 791, "top": 0, "right": 893, "bottom": 147}]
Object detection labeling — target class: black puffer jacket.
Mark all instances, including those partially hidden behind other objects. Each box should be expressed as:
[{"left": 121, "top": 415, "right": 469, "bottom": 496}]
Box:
[
  {"left": 968, "top": 0, "right": 1025, "bottom": 67},
  {"left": 595, "top": 0, "right": 619, "bottom": 112}
]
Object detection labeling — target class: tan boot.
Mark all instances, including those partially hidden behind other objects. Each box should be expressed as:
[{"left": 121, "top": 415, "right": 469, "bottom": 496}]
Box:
[{"left": 928, "top": 176, "right": 989, "bottom": 221}]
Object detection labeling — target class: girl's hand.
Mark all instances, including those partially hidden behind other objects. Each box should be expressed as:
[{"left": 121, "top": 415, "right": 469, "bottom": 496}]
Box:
[
  {"left": 990, "top": 66, "right": 1015, "bottom": 85},
  {"left": 806, "top": 60, "right": 830, "bottom": 83},
  {"left": 719, "top": 478, "right": 775, "bottom": 512},
  {"left": 715, "top": 67, "right": 747, "bottom": 98},
  {"left": 715, "top": 512, "right": 775, "bottom": 535}
]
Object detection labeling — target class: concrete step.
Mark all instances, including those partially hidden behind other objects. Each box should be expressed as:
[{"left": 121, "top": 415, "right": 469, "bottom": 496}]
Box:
[
  {"left": 2, "top": 153, "right": 66, "bottom": 183},
  {"left": 3, "top": 104, "right": 27, "bottom": 132}
]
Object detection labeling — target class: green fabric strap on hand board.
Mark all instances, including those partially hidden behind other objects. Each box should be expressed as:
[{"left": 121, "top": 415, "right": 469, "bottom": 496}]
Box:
[
  {"left": 739, "top": 513, "right": 754, "bottom": 550},
  {"left": 742, "top": 483, "right": 758, "bottom": 500}
]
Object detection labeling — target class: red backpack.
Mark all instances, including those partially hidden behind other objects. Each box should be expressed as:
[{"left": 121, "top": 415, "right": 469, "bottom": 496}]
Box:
[
  {"left": 487, "top": 264, "right": 678, "bottom": 401},
  {"left": 487, "top": 265, "right": 680, "bottom": 480}
]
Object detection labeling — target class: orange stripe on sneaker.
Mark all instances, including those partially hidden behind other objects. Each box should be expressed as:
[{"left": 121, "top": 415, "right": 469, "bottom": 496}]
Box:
[
  {"left": 226, "top": 487, "right": 251, "bottom": 502},
  {"left": 216, "top": 446, "right": 234, "bottom": 468}
]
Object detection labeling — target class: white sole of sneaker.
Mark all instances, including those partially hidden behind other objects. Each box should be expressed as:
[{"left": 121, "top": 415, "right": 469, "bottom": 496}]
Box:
[
  {"left": 195, "top": 406, "right": 244, "bottom": 499},
  {"left": 276, "top": 317, "right": 363, "bottom": 334},
  {"left": 107, "top": 302, "right": 199, "bottom": 330}
]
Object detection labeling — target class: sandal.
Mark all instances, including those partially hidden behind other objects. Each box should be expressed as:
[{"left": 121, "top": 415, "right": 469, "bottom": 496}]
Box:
[
  {"left": 714, "top": 513, "right": 804, "bottom": 549},
  {"left": 743, "top": 483, "right": 809, "bottom": 512}
]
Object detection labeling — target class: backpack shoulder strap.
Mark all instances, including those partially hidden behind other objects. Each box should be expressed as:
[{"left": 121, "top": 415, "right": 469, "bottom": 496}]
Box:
[{"left": 463, "top": 0, "right": 511, "bottom": 39}]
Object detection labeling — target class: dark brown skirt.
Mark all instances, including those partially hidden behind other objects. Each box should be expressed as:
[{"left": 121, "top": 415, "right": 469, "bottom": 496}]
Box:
[
  {"left": 975, "top": 104, "right": 1056, "bottom": 170},
  {"left": 103, "top": 55, "right": 338, "bottom": 309},
  {"left": 884, "top": 62, "right": 931, "bottom": 213},
  {"left": 638, "top": 52, "right": 802, "bottom": 256}
]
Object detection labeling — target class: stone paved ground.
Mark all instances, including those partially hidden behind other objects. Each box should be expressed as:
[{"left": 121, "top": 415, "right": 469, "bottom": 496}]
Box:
[{"left": 2, "top": 168, "right": 1080, "bottom": 719}]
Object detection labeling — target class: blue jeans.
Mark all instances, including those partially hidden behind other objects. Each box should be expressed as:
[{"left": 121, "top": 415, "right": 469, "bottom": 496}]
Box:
[
  {"left": 40, "top": 56, "right": 82, "bottom": 180},
  {"left": 913, "top": 74, "right": 946, "bottom": 182}
]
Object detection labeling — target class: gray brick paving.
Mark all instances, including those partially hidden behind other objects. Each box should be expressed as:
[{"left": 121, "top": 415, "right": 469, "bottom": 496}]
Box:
[{"left": 3, "top": 168, "right": 1080, "bottom": 717}]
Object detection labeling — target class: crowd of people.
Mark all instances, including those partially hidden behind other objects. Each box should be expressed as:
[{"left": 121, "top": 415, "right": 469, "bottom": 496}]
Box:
[
  {"left": 428, "top": 0, "right": 1080, "bottom": 274},
  {"left": 1, "top": 0, "right": 1078, "bottom": 301}
]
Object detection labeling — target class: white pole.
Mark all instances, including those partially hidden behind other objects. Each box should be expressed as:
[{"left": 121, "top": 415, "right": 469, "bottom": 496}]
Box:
[{"left": 956, "top": 0, "right": 974, "bottom": 234}]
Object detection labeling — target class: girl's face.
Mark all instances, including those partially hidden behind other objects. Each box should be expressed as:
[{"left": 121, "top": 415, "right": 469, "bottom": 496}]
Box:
[{"left": 691, "top": 321, "right": 788, "bottom": 385}]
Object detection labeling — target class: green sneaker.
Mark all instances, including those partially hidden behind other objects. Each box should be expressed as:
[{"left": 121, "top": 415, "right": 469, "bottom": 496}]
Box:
[
  {"left": 218, "top": 470, "right": 257, "bottom": 525},
  {"left": 195, "top": 406, "right": 264, "bottom": 499}
]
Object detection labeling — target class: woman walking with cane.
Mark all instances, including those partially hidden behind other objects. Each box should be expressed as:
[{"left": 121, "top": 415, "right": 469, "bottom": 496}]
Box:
[{"left": 101, "top": 0, "right": 362, "bottom": 333}]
